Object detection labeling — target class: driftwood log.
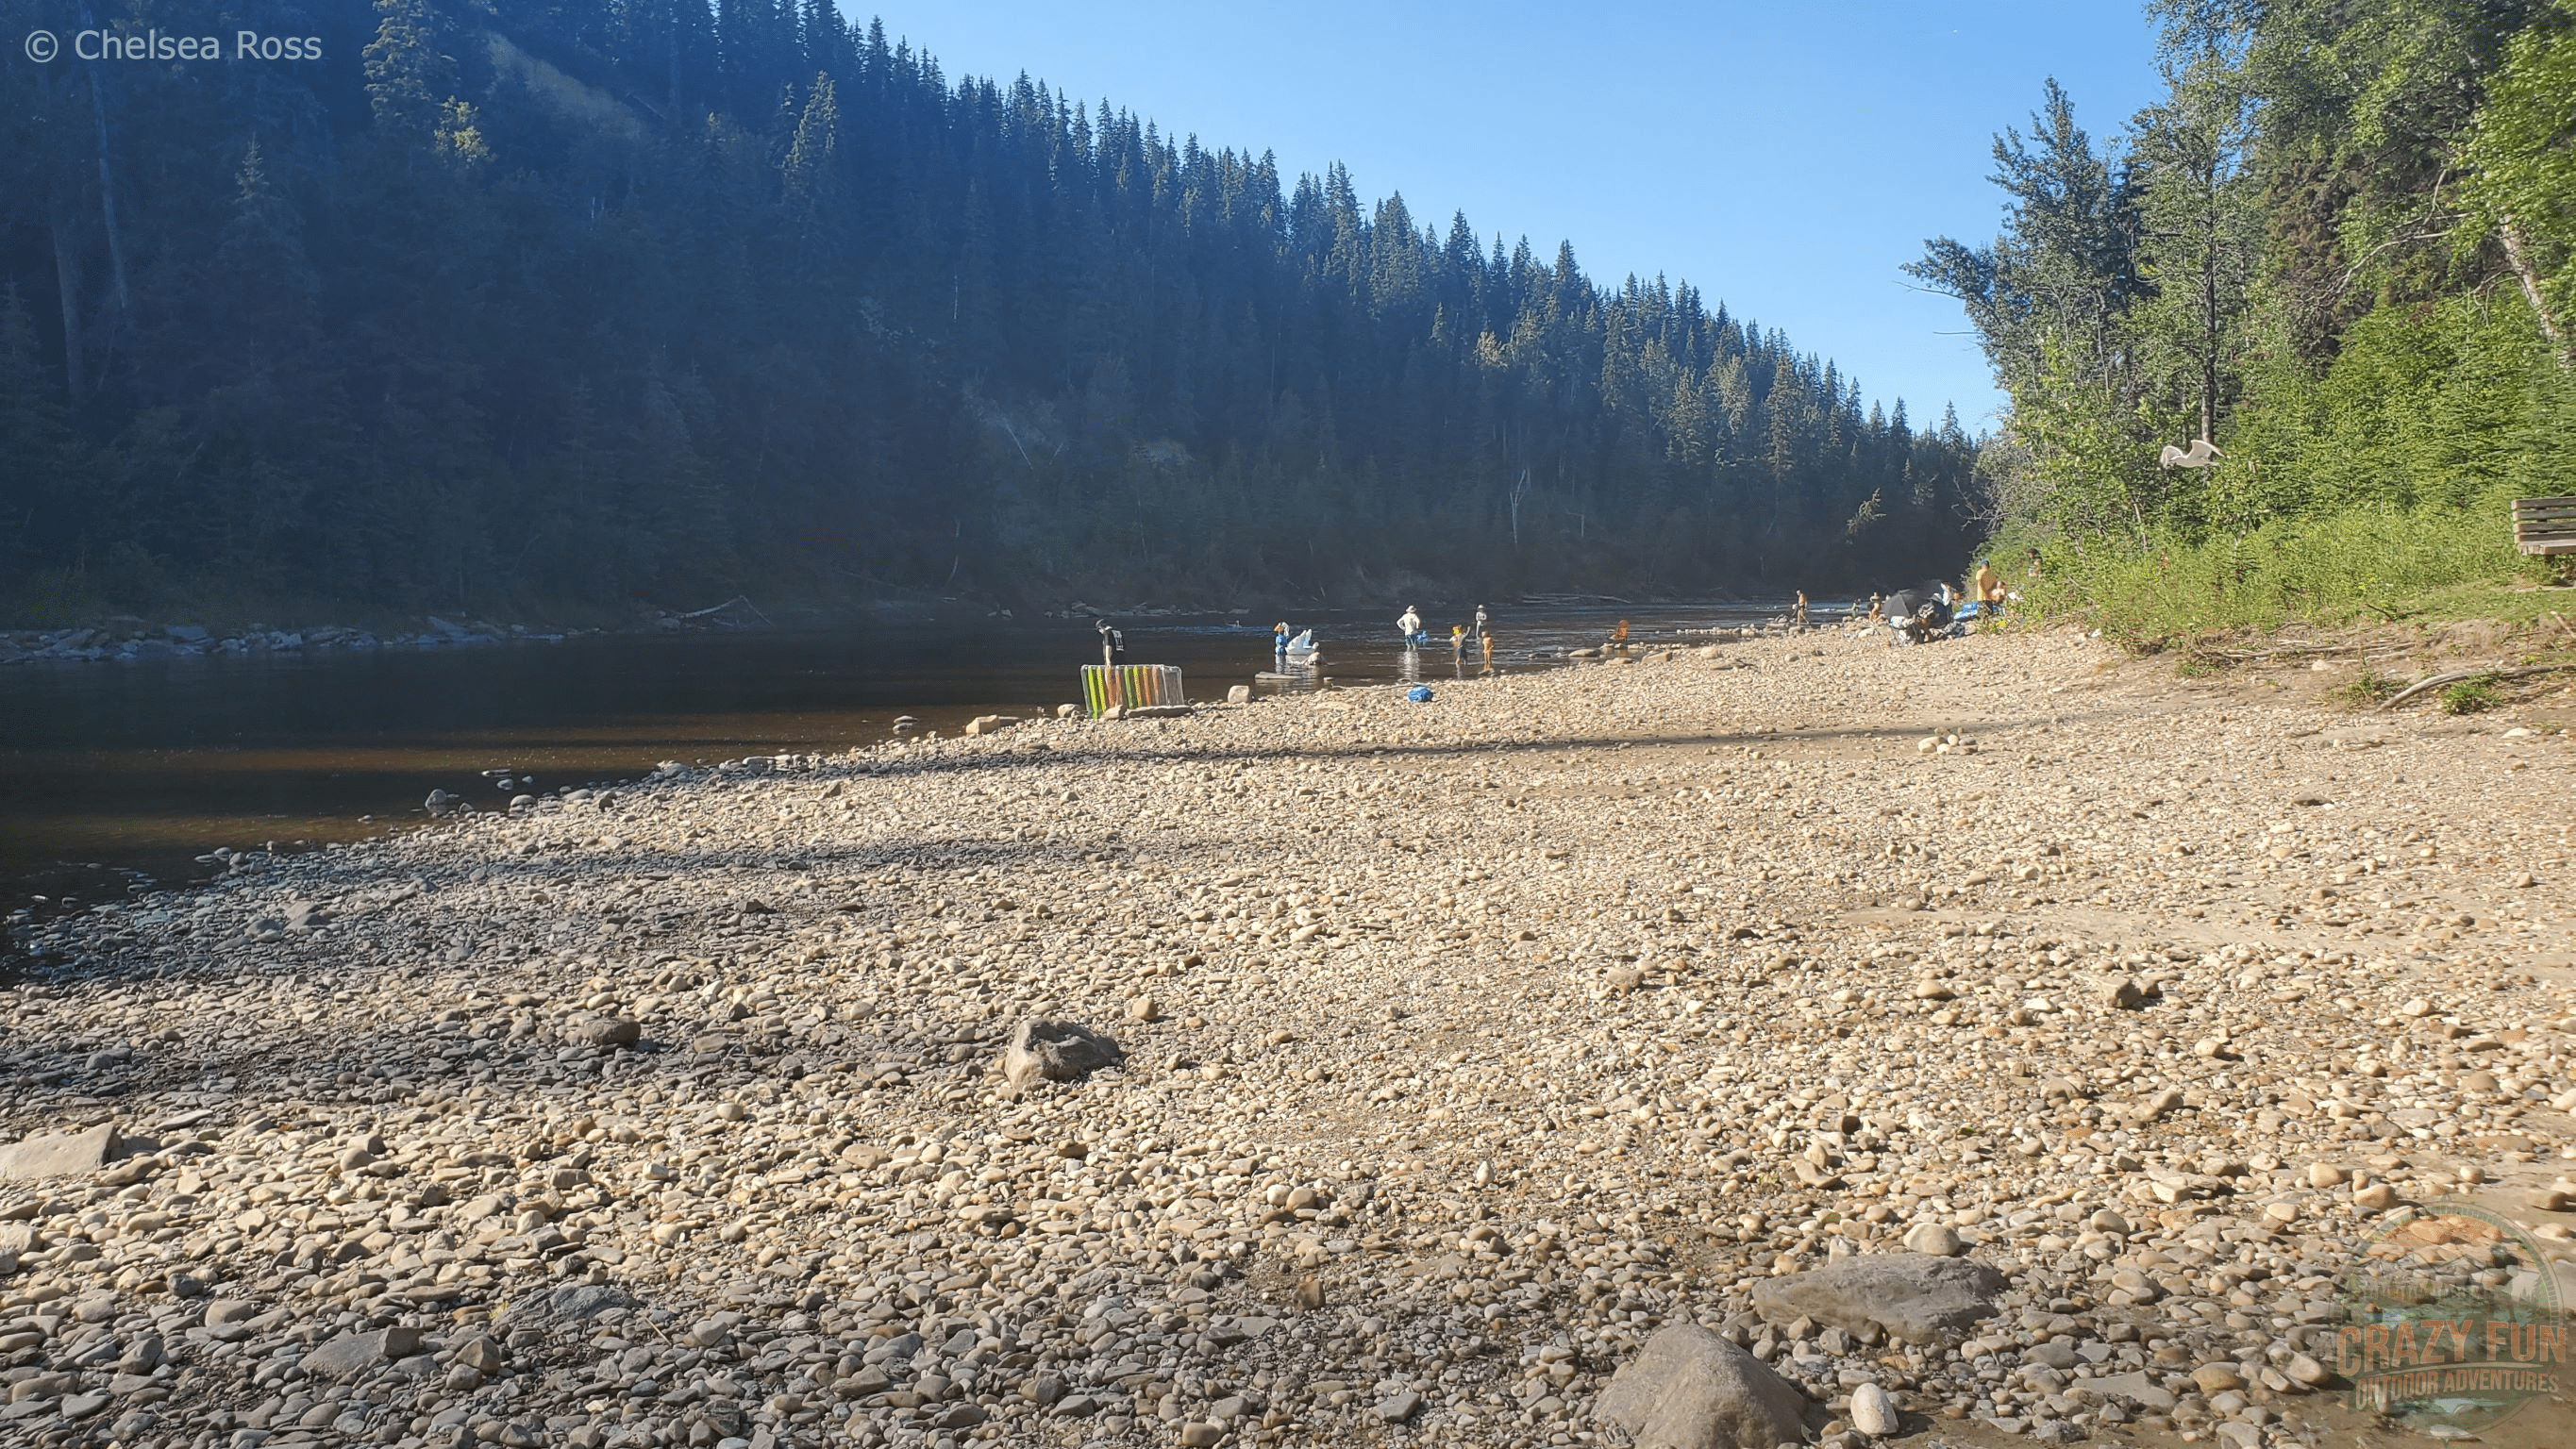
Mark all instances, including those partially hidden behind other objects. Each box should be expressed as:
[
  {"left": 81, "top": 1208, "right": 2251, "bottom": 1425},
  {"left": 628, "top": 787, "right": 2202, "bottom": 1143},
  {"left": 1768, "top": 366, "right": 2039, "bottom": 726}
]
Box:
[{"left": 2378, "top": 662, "right": 2576, "bottom": 711}]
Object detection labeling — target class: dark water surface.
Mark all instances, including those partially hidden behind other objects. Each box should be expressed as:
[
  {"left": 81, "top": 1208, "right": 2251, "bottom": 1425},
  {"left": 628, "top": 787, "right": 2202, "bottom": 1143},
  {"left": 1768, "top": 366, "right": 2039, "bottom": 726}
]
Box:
[{"left": 0, "top": 602, "right": 1791, "bottom": 904}]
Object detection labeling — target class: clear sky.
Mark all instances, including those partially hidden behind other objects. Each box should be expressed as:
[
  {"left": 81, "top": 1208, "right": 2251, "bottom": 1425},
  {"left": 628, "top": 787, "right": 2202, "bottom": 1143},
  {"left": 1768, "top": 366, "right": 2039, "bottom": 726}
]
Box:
[{"left": 878, "top": 1, "right": 2166, "bottom": 433}]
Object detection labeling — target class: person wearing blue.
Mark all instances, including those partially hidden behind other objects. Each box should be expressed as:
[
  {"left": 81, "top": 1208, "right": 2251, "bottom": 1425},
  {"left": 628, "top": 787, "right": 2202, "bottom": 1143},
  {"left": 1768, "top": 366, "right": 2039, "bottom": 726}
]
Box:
[{"left": 1397, "top": 606, "right": 1423, "bottom": 644}]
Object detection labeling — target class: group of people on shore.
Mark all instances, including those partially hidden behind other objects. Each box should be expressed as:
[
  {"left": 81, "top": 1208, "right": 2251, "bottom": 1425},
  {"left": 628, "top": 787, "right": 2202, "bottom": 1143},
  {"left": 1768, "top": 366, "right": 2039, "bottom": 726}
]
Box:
[
  {"left": 1300, "top": 555, "right": 2032, "bottom": 670},
  {"left": 1849, "top": 548, "right": 2033, "bottom": 645}
]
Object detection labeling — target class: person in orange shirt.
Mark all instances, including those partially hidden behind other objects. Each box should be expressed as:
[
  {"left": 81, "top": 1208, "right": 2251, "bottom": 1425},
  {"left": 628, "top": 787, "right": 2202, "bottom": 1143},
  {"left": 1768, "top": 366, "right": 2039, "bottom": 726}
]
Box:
[{"left": 1973, "top": 561, "right": 2007, "bottom": 624}]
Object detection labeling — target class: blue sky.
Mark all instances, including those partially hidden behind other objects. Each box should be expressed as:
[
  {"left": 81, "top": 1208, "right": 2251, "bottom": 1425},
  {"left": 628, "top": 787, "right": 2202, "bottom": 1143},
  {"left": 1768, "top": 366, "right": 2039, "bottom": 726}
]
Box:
[{"left": 880, "top": 1, "right": 2166, "bottom": 432}]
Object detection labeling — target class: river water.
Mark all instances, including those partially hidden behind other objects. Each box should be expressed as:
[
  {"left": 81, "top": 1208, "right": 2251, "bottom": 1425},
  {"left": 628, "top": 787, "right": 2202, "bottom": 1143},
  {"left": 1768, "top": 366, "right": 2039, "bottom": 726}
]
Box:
[{"left": 0, "top": 602, "right": 1795, "bottom": 907}]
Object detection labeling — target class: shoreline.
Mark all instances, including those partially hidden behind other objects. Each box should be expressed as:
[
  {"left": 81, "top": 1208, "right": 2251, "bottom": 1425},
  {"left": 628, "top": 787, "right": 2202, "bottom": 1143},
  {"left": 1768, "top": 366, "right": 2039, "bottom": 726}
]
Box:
[
  {"left": 0, "top": 602, "right": 1806, "bottom": 916},
  {"left": 4, "top": 631, "right": 2574, "bottom": 1448},
  {"left": 0, "top": 593, "right": 1810, "bottom": 671}
]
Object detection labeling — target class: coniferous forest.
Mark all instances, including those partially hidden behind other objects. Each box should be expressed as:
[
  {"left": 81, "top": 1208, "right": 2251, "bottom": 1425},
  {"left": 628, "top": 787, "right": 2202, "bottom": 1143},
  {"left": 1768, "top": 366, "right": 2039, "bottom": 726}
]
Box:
[
  {"left": 1913, "top": 0, "right": 2574, "bottom": 636},
  {"left": 0, "top": 0, "right": 1982, "bottom": 621}
]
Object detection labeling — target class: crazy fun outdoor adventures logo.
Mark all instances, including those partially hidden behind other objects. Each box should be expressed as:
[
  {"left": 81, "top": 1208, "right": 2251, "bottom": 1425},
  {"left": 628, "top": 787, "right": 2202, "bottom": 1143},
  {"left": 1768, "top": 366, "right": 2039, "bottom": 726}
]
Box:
[{"left": 2336, "top": 1201, "right": 2568, "bottom": 1436}]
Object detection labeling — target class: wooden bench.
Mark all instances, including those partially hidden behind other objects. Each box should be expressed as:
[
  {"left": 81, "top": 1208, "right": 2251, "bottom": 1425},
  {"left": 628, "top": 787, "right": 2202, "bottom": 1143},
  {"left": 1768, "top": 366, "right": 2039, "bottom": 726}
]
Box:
[{"left": 2515, "top": 496, "right": 2576, "bottom": 556}]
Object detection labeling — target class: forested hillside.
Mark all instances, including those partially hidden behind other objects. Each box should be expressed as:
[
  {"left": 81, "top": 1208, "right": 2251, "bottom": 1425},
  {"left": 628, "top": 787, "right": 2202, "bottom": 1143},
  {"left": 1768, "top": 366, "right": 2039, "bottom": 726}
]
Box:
[
  {"left": 0, "top": 0, "right": 1980, "bottom": 621},
  {"left": 1914, "top": 0, "right": 2575, "bottom": 636}
]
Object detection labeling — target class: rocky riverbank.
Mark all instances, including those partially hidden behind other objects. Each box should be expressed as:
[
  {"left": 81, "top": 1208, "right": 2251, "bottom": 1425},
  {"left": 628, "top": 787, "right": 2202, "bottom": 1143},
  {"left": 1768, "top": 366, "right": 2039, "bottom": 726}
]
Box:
[{"left": 4, "top": 628, "right": 2574, "bottom": 1449}]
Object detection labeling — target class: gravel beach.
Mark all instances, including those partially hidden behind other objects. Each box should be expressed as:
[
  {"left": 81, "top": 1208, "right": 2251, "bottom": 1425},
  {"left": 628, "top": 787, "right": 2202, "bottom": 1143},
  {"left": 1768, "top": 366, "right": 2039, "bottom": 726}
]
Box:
[{"left": 6, "top": 625, "right": 2575, "bottom": 1449}]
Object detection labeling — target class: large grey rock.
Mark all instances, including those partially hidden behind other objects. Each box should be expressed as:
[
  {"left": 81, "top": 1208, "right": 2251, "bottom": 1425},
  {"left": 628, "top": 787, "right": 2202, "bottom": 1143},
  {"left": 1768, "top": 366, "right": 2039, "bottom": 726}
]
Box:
[
  {"left": 566, "top": 1017, "right": 642, "bottom": 1050},
  {"left": 299, "top": 1325, "right": 423, "bottom": 1380},
  {"left": 499, "top": 1282, "right": 637, "bottom": 1338},
  {"left": 1750, "top": 1252, "right": 2006, "bottom": 1345},
  {"left": 1596, "top": 1324, "right": 1811, "bottom": 1449},
  {"left": 1001, "top": 1019, "right": 1123, "bottom": 1091},
  {"left": 2084, "top": 1371, "right": 2177, "bottom": 1410},
  {"left": 0, "top": 1124, "right": 117, "bottom": 1181},
  {"left": 1376, "top": 1390, "right": 1423, "bottom": 1423}
]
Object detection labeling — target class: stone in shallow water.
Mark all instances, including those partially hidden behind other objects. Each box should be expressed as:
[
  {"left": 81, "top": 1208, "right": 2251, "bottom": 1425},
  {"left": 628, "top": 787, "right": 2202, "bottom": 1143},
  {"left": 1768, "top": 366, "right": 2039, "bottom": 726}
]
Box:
[{"left": 1750, "top": 1252, "right": 2006, "bottom": 1345}]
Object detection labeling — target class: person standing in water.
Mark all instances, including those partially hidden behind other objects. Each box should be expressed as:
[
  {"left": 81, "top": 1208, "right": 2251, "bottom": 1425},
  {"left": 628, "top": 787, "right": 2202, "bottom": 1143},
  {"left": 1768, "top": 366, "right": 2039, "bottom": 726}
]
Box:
[
  {"left": 1473, "top": 603, "right": 1490, "bottom": 641},
  {"left": 1397, "top": 605, "right": 1423, "bottom": 643},
  {"left": 1450, "top": 624, "right": 1466, "bottom": 660},
  {"left": 1793, "top": 591, "right": 1809, "bottom": 628},
  {"left": 1273, "top": 622, "right": 1291, "bottom": 660}
]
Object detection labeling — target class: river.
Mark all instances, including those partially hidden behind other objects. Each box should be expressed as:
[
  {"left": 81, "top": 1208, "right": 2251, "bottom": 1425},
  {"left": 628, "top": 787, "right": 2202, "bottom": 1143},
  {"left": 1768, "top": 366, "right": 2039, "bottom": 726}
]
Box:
[{"left": 0, "top": 602, "right": 1798, "bottom": 908}]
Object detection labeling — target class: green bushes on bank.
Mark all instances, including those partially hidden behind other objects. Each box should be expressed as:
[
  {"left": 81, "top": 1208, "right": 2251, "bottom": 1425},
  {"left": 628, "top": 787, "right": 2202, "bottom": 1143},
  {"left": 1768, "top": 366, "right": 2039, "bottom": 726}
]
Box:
[{"left": 2024, "top": 493, "right": 2540, "bottom": 646}]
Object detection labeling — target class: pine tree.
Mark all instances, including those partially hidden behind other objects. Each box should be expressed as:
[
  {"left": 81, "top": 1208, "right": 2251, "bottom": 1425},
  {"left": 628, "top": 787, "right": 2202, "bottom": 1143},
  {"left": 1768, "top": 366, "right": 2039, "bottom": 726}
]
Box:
[{"left": 363, "top": 0, "right": 449, "bottom": 141}]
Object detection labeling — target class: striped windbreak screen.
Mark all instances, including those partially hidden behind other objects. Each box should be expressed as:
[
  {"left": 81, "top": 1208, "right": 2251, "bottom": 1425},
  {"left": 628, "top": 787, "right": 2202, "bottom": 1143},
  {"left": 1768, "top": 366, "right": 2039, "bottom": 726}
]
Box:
[{"left": 1080, "top": 664, "right": 1185, "bottom": 717}]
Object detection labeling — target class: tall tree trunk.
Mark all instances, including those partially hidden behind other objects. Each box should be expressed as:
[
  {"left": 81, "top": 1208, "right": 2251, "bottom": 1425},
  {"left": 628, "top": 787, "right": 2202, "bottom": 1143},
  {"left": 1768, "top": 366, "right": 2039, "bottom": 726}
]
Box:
[
  {"left": 2499, "top": 216, "right": 2569, "bottom": 370},
  {"left": 2201, "top": 256, "right": 2218, "bottom": 441},
  {"left": 48, "top": 211, "right": 87, "bottom": 402},
  {"left": 75, "top": 2, "right": 132, "bottom": 316},
  {"left": 667, "top": 0, "right": 684, "bottom": 118},
  {"left": 2200, "top": 178, "right": 2220, "bottom": 443}
]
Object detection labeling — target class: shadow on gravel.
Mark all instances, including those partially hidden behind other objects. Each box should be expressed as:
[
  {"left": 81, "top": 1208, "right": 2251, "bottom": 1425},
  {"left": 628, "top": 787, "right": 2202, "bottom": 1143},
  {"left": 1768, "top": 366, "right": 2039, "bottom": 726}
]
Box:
[
  {"left": 2, "top": 1009, "right": 584, "bottom": 1107},
  {"left": 7, "top": 706, "right": 2112, "bottom": 1033},
  {"left": 828, "top": 709, "right": 2105, "bottom": 792}
]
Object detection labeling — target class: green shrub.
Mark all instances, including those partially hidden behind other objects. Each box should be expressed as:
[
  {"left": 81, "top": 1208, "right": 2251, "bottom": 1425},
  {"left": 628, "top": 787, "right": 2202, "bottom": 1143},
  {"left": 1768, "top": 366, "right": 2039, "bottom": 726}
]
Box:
[
  {"left": 2438, "top": 675, "right": 2502, "bottom": 714},
  {"left": 2333, "top": 669, "right": 2405, "bottom": 705}
]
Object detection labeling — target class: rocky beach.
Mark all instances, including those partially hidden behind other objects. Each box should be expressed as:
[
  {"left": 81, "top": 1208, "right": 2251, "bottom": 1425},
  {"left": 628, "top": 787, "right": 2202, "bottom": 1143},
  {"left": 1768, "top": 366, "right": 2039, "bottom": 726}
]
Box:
[{"left": 4, "top": 625, "right": 2574, "bottom": 1449}]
